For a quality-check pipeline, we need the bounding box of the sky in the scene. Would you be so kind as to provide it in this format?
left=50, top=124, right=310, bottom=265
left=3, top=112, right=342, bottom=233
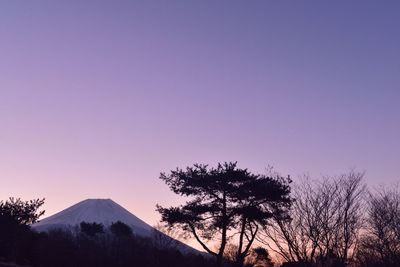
left=0, top=1, right=399, bottom=227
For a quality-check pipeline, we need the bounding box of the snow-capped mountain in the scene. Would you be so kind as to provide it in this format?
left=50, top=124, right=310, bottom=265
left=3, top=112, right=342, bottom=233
left=32, top=198, right=201, bottom=255
left=33, top=199, right=152, bottom=236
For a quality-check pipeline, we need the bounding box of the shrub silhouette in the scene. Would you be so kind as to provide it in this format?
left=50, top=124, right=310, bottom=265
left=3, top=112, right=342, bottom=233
left=80, top=222, right=104, bottom=237
left=110, top=221, right=133, bottom=237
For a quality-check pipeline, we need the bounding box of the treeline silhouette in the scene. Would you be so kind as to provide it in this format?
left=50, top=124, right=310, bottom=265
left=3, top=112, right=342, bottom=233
left=0, top=215, right=214, bottom=267
left=157, top=163, right=399, bottom=267
left=1, top=165, right=399, bottom=267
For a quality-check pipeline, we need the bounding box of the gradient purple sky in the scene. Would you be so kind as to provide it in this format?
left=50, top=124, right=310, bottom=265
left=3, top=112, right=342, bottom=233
left=1, top=1, right=399, bottom=226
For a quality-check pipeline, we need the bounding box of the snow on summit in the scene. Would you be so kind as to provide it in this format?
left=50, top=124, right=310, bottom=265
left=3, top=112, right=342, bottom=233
left=32, top=198, right=152, bottom=236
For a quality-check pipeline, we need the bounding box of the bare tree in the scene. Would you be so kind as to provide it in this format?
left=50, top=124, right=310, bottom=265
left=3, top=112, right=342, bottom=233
left=334, top=172, right=366, bottom=265
left=259, top=171, right=365, bottom=266
left=356, top=185, right=400, bottom=267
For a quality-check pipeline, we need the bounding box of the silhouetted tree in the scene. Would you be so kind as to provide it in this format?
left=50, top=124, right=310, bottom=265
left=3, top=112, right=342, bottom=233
left=226, top=245, right=275, bottom=267
left=0, top=197, right=44, bottom=264
left=356, top=186, right=400, bottom=267
left=0, top=197, right=45, bottom=225
left=80, top=222, right=104, bottom=237
left=34, top=229, right=77, bottom=267
left=33, top=226, right=216, bottom=267
left=254, top=247, right=274, bottom=267
left=110, top=221, right=133, bottom=238
left=157, top=162, right=292, bottom=267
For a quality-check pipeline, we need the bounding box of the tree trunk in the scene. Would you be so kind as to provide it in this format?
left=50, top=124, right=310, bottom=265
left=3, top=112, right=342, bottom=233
left=216, top=192, right=228, bottom=267
left=235, top=255, right=245, bottom=267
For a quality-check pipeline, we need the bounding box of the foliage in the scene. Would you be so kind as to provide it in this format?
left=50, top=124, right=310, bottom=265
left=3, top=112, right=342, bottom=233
left=32, top=226, right=216, bottom=267
left=0, top=197, right=45, bottom=225
left=110, top=221, right=133, bottom=237
left=79, top=222, right=104, bottom=237
left=0, top=197, right=45, bottom=264
left=245, top=247, right=274, bottom=267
